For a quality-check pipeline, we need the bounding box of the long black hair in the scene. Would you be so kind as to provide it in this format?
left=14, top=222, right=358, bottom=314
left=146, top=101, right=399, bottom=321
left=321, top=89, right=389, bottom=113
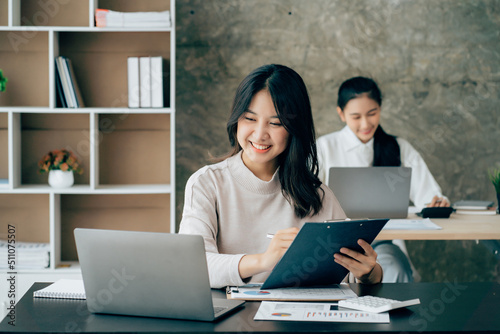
left=226, top=64, right=323, bottom=218
left=337, top=76, right=401, bottom=167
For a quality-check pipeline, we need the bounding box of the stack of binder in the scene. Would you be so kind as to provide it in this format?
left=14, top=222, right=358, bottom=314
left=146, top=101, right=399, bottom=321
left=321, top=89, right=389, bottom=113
left=0, top=240, right=50, bottom=270
left=127, top=56, right=164, bottom=108
left=95, top=9, right=171, bottom=28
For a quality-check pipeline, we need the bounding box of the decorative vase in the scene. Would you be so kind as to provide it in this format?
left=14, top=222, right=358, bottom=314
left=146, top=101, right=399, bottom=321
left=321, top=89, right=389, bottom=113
left=48, top=170, right=74, bottom=188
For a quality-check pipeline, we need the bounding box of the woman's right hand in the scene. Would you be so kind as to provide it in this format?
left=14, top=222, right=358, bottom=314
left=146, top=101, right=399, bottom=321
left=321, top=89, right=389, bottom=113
left=260, top=227, right=299, bottom=272
left=427, top=195, right=450, bottom=207
left=238, top=227, right=299, bottom=279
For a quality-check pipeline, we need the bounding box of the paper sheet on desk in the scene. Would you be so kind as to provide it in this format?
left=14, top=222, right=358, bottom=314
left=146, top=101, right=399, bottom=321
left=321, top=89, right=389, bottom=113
left=228, top=284, right=357, bottom=301
left=384, top=218, right=442, bottom=230
left=254, top=301, right=390, bottom=323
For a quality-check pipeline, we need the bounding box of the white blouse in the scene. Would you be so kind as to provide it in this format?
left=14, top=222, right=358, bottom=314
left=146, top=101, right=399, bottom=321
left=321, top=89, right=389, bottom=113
left=317, top=126, right=446, bottom=209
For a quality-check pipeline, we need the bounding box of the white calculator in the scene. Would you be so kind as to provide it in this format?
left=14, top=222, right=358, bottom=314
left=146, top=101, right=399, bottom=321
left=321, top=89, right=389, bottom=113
left=338, top=295, right=420, bottom=313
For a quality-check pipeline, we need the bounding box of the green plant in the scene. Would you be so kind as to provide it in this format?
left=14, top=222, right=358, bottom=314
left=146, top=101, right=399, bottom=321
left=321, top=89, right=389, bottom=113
left=38, top=149, right=84, bottom=174
left=0, top=69, right=7, bottom=92
left=488, top=167, right=500, bottom=193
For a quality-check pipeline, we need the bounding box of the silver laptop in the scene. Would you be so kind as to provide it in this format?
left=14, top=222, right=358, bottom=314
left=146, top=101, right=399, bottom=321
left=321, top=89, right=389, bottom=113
left=74, top=228, right=244, bottom=321
left=328, top=167, right=412, bottom=219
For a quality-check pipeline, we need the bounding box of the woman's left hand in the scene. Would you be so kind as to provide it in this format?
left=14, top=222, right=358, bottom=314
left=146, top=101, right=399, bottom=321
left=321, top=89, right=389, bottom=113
left=333, top=239, right=382, bottom=284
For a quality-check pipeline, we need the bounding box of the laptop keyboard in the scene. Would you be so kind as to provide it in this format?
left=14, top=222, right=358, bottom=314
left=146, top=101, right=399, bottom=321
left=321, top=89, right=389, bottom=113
left=214, top=306, right=228, bottom=316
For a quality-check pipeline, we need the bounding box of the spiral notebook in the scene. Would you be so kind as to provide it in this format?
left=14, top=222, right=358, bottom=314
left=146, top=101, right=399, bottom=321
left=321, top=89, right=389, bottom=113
left=33, top=279, right=86, bottom=300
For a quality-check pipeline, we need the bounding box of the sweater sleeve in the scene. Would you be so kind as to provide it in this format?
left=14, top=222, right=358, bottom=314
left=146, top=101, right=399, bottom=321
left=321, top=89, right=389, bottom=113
left=178, top=169, right=247, bottom=288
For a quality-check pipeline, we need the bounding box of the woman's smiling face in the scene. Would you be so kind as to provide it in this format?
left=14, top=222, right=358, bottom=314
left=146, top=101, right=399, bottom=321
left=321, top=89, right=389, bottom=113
left=237, top=89, right=290, bottom=180
left=338, top=93, right=381, bottom=143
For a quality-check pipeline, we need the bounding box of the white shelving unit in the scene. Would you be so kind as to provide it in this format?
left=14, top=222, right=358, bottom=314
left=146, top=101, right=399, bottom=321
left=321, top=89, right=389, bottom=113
left=0, top=0, right=176, bottom=315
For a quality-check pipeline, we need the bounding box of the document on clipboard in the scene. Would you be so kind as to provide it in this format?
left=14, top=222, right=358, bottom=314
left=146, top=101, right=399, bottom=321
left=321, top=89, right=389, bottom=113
left=226, top=283, right=357, bottom=301
left=260, top=219, right=389, bottom=289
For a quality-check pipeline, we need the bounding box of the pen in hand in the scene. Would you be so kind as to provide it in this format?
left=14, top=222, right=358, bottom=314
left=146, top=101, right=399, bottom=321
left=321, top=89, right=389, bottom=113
left=266, top=233, right=274, bottom=239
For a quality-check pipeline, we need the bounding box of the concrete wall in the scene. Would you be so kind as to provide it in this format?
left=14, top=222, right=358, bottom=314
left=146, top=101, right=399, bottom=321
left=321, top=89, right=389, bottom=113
left=175, top=0, right=500, bottom=282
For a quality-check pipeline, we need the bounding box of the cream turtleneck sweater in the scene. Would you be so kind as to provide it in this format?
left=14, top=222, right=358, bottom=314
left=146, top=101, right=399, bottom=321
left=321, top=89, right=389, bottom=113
left=179, top=151, right=346, bottom=288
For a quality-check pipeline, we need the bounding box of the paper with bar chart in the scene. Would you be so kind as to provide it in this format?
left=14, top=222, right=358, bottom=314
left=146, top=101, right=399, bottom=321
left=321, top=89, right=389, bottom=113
left=254, top=301, right=389, bottom=323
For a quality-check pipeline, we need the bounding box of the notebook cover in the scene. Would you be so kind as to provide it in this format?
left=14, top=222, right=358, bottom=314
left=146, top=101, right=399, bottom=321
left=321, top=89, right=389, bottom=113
left=33, top=279, right=86, bottom=300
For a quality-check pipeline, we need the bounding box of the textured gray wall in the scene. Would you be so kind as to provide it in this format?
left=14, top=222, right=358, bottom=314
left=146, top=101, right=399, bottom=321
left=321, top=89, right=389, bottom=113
left=176, top=0, right=500, bottom=282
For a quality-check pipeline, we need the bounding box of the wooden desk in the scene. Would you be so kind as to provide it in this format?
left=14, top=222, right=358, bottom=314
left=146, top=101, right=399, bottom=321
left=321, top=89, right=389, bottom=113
left=1, top=282, right=499, bottom=333
left=377, top=213, right=500, bottom=240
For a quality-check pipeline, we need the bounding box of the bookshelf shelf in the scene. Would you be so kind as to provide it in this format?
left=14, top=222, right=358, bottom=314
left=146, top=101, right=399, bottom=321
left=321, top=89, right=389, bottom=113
left=0, top=184, right=172, bottom=194
left=0, top=26, right=173, bottom=32
left=0, top=107, right=173, bottom=113
left=0, top=0, right=175, bottom=285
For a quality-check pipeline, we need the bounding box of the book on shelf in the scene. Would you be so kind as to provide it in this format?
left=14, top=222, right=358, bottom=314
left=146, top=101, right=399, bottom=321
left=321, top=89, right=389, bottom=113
left=66, top=58, right=85, bottom=108
left=62, top=57, right=77, bottom=107
left=55, top=65, right=67, bottom=108
left=0, top=240, right=50, bottom=270
left=127, top=57, right=140, bottom=108
left=139, top=56, right=152, bottom=108
left=55, top=56, right=74, bottom=107
left=54, top=56, right=85, bottom=108
left=150, top=56, right=164, bottom=108
left=95, top=9, right=171, bottom=28
left=33, top=279, right=86, bottom=300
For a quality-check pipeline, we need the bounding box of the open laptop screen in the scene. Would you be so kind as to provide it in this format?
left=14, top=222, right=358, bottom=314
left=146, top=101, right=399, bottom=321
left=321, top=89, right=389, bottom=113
left=328, top=167, right=412, bottom=219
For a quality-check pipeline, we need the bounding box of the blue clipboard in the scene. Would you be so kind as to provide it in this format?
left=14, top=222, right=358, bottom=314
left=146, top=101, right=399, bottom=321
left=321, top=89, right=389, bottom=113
left=261, top=219, right=389, bottom=289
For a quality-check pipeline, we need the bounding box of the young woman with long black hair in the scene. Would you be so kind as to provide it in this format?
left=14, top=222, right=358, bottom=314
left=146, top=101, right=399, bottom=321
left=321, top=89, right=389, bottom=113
left=317, top=76, right=449, bottom=282
left=180, top=66, right=383, bottom=288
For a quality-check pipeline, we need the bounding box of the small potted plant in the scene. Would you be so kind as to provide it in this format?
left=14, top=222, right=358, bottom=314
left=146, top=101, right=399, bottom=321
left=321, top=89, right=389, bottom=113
left=488, top=167, right=500, bottom=214
left=0, top=69, right=7, bottom=92
left=38, top=149, right=83, bottom=188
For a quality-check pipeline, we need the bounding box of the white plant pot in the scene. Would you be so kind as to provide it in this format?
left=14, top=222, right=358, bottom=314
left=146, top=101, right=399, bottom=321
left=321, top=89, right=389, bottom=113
left=48, top=170, right=74, bottom=188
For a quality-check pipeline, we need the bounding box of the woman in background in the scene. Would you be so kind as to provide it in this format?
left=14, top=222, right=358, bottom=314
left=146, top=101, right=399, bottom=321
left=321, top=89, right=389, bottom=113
left=180, top=65, right=383, bottom=288
left=317, top=76, right=449, bottom=282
